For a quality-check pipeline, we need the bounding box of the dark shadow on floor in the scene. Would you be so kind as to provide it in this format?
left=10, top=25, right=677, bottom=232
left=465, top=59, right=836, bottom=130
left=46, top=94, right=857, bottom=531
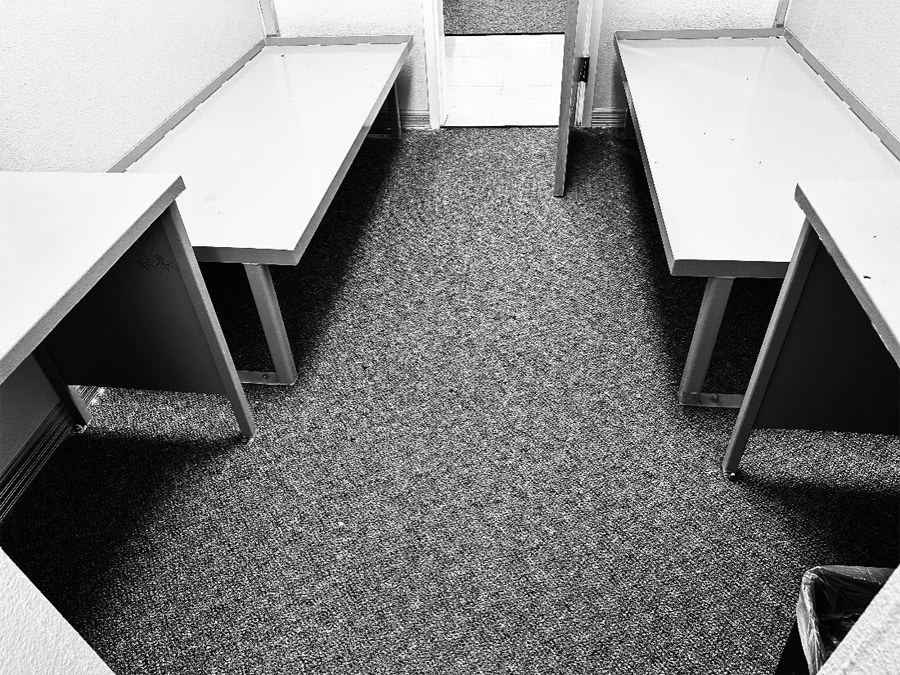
left=0, top=426, right=241, bottom=625
left=200, top=137, right=404, bottom=381
left=738, top=474, right=900, bottom=567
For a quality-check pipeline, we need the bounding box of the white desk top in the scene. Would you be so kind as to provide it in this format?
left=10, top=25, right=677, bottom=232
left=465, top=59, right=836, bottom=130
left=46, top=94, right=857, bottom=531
left=0, top=172, right=183, bottom=383
left=618, top=37, right=900, bottom=278
left=796, top=180, right=900, bottom=367
left=128, top=41, right=410, bottom=265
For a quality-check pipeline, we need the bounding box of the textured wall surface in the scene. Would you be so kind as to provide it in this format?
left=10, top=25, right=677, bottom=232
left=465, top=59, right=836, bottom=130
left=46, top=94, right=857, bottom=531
left=597, top=0, right=781, bottom=110
left=268, top=0, right=782, bottom=118
left=0, top=0, right=263, bottom=171
left=273, top=0, right=428, bottom=112
left=0, top=550, right=114, bottom=674
left=0, top=0, right=264, bottom=522
left=787, top=0, right=900, bottom=140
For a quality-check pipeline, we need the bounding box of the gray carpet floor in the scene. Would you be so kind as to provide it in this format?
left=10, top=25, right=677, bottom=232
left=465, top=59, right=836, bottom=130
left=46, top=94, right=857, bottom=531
left=2, top=128, right=899, bottom=674
left=443, top=0, right=565, bottom=35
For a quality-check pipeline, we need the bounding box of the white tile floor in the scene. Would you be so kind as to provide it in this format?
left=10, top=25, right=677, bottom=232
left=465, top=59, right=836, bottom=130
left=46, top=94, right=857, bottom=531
left=443, top=34, right=564, bottom=127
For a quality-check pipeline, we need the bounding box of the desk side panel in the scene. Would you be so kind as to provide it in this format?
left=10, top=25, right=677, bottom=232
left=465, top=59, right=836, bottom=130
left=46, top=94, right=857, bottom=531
left=43, top=217, right=229, bottom=396
left=796, top=182, right=900, bottom=367
left=0, top=357, right=58, bottom=468
left=0, top=173, right=184, bottom=384
left=755, top=243, right=900, bottom=433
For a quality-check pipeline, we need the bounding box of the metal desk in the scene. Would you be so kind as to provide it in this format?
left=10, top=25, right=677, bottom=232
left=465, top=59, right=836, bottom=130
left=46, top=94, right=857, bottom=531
left=722, top=180, right=900, bottom=478
left=0, top=173, right=255, bottom=442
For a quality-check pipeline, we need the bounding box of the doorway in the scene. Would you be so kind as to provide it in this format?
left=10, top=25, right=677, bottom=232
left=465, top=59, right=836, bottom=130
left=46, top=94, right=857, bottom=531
left=443, top=34, right=564, bottom=126
left=440, top=0, right=566, bottom=127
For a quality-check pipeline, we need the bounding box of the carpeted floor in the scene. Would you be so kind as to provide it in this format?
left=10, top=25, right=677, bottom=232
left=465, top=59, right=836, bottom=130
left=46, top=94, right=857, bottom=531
left=443, top=0, right=565, bottom=35
left=2, top=128, right=899, bottom=674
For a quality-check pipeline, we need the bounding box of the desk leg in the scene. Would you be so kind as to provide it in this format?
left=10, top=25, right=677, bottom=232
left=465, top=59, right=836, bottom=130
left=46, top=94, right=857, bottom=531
left=162, top=207, right=256, bottom=441
left=678, top=276, right=743, bottom=408
left=33, top=347, right=92, bottom=430
left=240, top=264, right=299, bottom=386
left=369, top=84, right=403, bottom=140
left=721, top=221, right=899, bottom=478
left=721, top=226, right=817, bottom=478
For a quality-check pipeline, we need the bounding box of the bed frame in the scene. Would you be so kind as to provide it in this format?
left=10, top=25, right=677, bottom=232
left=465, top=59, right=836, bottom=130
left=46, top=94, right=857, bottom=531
left=614, top=27, right=900, bottom=408
left=122, top=36, right=412, bottom=385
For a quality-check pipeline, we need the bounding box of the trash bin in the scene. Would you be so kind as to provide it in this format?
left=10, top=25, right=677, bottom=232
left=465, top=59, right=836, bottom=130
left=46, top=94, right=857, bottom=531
left=796, top=565, right=894, bottom=674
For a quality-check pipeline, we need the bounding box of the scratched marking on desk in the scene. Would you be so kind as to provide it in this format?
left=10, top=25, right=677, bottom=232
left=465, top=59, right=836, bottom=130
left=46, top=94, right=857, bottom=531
left=136, top=252, right=154, bottom=272
left=109, top=248, right=175, bottom=290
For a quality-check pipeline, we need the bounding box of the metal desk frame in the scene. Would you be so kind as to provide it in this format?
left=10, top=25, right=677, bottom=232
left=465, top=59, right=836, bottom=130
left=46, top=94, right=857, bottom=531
left=0, top=173, right=256, bottom=443
left=722, top=182, right=900, bottom=479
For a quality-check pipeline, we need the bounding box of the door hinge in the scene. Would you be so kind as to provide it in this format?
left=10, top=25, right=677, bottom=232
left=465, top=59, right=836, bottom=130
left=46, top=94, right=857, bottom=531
left=577, top=57, right=590, bottom=82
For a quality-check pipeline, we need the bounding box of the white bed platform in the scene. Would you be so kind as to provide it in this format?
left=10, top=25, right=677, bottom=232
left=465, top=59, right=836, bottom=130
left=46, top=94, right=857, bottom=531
left=127, top=37, right=412, bottom=385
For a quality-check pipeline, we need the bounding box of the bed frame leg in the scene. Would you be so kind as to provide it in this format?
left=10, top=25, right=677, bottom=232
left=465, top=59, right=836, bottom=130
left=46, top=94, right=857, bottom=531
left=239, top=263, right=298, bottom=386
left=388, top=84, right=402, bottom=139
left=368, top=85, right=402, bottom=140
left=678, top=276, right=743, bottom=408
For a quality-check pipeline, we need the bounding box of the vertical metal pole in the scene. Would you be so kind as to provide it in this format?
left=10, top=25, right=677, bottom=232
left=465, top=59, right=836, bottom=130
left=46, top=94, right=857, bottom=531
left=773, top=0, right=791, bottom=28
left=243, top=263, right=299, bottom=386
left=257, top=0, right=280, bottom=37
left=678, top=277, right=734, bottom=405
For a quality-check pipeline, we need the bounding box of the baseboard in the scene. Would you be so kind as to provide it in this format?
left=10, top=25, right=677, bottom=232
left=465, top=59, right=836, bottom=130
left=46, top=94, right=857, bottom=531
left=0, top=386, right=99, bottom=522
left=591, top=108, right=627, bottom=128
left=401, top=108, right=621, bottom=130
left=371, top=109, right=432, bottom=135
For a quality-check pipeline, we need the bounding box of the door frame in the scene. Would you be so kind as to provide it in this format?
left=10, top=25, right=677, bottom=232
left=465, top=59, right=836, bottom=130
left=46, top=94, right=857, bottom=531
left=422, top=0, right=447, bottom=128
left=580, top=0, right=604, bottom=127
left=422, top=0, right=598, bottom=131
left=554, top=0, right=604, bottom=196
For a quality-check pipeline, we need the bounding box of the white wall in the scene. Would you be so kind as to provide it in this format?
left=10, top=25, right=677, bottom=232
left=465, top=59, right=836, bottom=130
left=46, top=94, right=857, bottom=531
left=596, top=0, right=780, bottom=110
left=0, top=549, right=114, bottom=674
left=0, top=0, right=264, bottom=171
left=273, top=0, right=429, bottom=113
left=0, top=0, right=265, bottom=487
left=786, top=0, right=900, bottom=140
left=271, top=0, right=780, bottom=118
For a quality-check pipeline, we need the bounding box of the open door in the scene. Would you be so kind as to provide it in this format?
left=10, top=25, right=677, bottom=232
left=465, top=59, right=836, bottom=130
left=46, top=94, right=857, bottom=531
left=554, top=0, right=603, bottom=196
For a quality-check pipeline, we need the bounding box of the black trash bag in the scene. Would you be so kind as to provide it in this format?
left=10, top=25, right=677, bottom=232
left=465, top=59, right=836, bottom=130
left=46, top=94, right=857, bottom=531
left=797, top=565, right=895, bottom=674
